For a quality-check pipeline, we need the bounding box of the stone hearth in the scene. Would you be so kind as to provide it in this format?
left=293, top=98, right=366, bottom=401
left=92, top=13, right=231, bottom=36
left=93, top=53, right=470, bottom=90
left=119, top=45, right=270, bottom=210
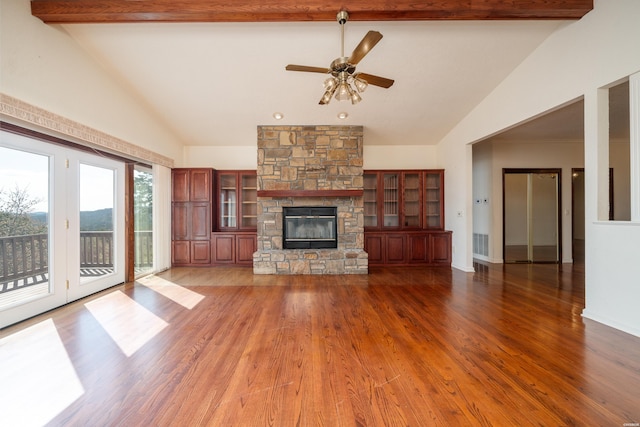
left=253, top=125, right=368, bottom=275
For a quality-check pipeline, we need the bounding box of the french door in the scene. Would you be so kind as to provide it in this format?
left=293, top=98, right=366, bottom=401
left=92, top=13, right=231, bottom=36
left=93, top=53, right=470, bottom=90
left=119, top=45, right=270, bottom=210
left=0, top=131, right=125, bottom=328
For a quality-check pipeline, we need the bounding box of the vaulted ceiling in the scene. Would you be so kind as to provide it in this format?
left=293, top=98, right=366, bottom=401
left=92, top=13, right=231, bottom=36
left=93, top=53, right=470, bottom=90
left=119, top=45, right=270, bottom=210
left=31, top=1, right=594, bottom=147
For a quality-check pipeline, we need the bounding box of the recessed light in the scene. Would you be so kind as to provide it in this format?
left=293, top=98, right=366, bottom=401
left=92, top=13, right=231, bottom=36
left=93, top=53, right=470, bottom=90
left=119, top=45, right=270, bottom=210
left=273, top=112, right=284, bottom=120
left=337, top=112, right=348, bottom=119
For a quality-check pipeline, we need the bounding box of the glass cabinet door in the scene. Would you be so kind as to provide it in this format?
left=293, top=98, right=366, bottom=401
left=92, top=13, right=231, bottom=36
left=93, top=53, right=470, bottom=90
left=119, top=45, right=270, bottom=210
left=402, top=172, right=421, bottom=228
left=383, top=173, right=400, bottom=227
left=424, top=172, right=443, bottom=229
left=241, top=173, right=257, bottom=229
left=219, top=174, right=237, bottom=228
left=363, top=173, right=378, bottom=228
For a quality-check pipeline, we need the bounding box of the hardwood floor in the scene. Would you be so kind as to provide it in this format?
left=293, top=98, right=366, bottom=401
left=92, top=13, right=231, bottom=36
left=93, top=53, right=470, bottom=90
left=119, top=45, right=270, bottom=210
left=1, top=262, right=639, bottom=426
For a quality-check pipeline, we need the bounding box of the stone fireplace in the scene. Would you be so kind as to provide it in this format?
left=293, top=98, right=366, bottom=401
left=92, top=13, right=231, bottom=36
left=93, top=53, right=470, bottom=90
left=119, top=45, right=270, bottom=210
left=253, top=125, right=368, bottom=275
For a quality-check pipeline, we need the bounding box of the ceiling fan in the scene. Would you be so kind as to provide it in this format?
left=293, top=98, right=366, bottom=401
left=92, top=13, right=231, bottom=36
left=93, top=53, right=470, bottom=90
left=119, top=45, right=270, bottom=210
left=285, top=11, right=394, bottom=105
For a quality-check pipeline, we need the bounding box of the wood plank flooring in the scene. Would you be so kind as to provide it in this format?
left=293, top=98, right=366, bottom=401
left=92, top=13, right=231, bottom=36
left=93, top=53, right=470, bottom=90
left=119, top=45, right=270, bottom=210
left=1, top=262, right=639, bottom=426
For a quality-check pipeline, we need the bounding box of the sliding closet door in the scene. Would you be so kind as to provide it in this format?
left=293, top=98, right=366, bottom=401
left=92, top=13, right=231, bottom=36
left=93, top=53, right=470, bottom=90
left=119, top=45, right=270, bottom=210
left=530, top=172, right=560, bottom=262
left=504, top=173, right=529, bottom=262
left=503, top=169, right=561, bottom=263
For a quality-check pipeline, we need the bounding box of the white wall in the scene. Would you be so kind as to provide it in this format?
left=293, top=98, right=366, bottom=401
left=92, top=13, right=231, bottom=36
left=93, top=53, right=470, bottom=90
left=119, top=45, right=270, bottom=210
left=183, top=146, right=258, bottom=169
left=472, top=142, right=493, bottom=242
left=440, top=0, right=640, bottom=336
left=363, top=145, right=440, bottom=170
left=0, top=0, right=184, bottom=162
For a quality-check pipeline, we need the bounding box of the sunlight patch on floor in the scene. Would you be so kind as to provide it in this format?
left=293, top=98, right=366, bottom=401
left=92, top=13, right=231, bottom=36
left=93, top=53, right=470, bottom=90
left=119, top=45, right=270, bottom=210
left=0, top=318, right=84, bottom=427
left=138, top=275, right=205, bottom=309
left=84, top=290, right=168, bottom=357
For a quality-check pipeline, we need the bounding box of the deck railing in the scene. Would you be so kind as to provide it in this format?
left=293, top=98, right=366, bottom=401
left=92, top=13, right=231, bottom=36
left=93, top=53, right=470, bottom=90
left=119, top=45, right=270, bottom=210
left=134, top=230, right=153, bottom=270
left=79, top=231, right=114, bottom=268
left=0, top=231, right=153, bottom=293
left=0, top=233, right=48, bottom=286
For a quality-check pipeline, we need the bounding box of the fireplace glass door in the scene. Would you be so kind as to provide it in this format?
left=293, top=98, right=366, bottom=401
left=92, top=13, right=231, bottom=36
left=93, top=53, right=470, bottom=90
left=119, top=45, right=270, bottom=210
left=283, top=207, right=337, bottom=249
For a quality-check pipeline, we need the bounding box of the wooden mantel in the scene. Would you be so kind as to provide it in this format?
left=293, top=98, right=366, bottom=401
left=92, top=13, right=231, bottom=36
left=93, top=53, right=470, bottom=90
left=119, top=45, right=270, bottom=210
left=31, top=0, right=593, bottom=24
left=257, top=189, right=363, bottom=198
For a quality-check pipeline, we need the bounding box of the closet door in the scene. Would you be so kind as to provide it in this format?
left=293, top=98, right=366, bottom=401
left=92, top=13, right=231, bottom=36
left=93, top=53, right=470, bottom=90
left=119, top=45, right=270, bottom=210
left=503, top=169, right=561, bottom=263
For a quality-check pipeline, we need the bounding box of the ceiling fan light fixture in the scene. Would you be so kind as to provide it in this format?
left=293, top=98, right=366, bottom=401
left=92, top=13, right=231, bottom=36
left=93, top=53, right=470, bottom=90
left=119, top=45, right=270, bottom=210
left=323, top=77, right=337, bottom=91
left=320, top=86, right=337, bottom=105
left=335, top=81, right=351, bottom=101
left=349, top=89, right=362, bottom=105
left=353, top=77, right=368, bottom=93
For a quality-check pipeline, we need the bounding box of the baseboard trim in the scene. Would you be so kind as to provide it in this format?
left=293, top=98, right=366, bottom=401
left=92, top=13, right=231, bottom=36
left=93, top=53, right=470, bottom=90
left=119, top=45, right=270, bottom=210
left=582, top=309, right=640, bottom=338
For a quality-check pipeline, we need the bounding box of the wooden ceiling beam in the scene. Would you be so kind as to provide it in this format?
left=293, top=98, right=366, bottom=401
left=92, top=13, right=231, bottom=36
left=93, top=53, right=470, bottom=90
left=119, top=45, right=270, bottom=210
left=31, top=0, right=593, bottom=24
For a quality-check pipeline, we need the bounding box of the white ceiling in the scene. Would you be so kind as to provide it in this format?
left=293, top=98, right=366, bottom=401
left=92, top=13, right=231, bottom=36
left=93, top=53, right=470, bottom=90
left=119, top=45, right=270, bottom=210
left=61, top=20, right=569, bottom=147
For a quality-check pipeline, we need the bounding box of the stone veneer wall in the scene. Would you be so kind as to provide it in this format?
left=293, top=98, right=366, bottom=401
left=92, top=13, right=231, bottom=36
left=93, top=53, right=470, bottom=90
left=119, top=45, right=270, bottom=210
left=253, top=125, right=368, bottom=275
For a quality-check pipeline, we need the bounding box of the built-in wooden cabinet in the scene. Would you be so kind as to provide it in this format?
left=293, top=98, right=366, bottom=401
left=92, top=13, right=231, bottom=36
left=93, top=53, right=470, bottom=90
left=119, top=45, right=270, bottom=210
left=364, top=170, right=444, bottom=230
left=216, top=171, right=258, bottom=231
left=211, top=232, right=257, bottom=265
left=172, top=169, right=258, bottom=267
left=364, top=169, right=451, bottom=266
left=172, top=167, right=449, bottom=268
left=211, top=170, right=258, bottom=265
left=171, top=168, right=213, bottom=266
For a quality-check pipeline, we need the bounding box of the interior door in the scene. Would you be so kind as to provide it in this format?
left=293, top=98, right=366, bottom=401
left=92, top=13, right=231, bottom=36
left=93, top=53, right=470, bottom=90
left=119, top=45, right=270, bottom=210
left=503, top=169, right=561, bottom=263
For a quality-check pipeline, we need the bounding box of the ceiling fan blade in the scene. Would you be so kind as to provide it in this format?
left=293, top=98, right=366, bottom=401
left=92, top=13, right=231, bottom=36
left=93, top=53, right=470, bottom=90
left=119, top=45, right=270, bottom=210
left=356, top=73, right=395, bottom=89
left=348, top=31, right=383, bottom=65
left=286, top=64, right=330, bottom=74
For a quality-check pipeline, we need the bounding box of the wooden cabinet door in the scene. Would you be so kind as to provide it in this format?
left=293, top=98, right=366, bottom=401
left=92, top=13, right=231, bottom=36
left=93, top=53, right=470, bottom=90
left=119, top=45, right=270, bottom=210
left=172, top=203, right=189, bottom=240
left=218, top=173, right=238, bottom=229
left=191, top=202, right=211, bottom=240
left=364, top=234, right=385, bottom=264
left=430, top=233, right=452, bottom=264
left=386, top=234, right=406, bottom=263
left=190, top=169, right=212, bottom=202
left=191, top=241, right=211, bottom=264
left=363, top=173, right=379, bottom=229
left=239, top=173, right=258, bottom=230
left=172, top=170, right=190, bottom=202
left=172, top=241, right=190, bottom=264
left=402, top=172, right=422, bottom=229
left=382, top=172, right=401, bottom=228
left=424, top=170, right=444, bottom=229
left=407, top=234, right=429, bottom=263
left=212, top=234, right=235, bottom=263
left=236, top=234, right=257, bottom=264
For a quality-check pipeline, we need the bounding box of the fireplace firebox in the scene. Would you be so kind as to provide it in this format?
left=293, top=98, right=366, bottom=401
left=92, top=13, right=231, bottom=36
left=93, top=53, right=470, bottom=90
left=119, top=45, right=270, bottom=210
left=282, top=207, right=337, bottom=249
